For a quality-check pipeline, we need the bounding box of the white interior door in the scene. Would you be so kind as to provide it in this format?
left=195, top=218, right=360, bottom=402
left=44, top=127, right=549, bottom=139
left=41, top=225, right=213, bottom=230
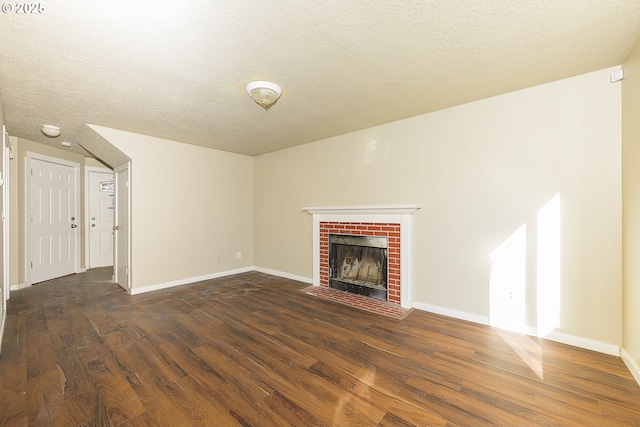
left=88, top=170, right=114, bottom=268
left=28, top=155, right=79, bottom=284
left=114, top=163, right=130, bottom=290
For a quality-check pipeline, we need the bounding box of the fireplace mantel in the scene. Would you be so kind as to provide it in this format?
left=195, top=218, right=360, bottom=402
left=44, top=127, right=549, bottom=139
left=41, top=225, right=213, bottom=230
left=303, top=205, right=420, bottom=309
left=303, top=205, right=421, bottom=216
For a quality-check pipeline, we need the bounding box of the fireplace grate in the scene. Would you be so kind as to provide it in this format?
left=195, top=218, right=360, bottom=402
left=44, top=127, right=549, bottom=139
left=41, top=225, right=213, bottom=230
left=329, top=234, right=388, bottom=302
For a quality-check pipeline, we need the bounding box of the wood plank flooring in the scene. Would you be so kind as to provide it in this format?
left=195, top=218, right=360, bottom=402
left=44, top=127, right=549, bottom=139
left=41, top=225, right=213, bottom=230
left=1, top=268, right=639, bottom=426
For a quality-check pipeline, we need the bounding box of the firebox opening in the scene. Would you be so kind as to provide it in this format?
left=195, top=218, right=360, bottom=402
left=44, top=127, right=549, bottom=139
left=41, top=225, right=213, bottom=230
left=329, top=234, right=388, bottom=302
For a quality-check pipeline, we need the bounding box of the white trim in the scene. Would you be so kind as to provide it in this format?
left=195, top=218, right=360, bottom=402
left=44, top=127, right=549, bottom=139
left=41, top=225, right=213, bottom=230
left=400, top=213, right=414, bottom=307
left=85, top=166, right=112, bottom=173
left=25, top=152, right=81, bottom=285
left=542, top=331, right=620, bottom=356
left=129, top=266, right=254, bottom=295
left=129, top=266, right=313, bottom=296
left=303, top=204, right=420, bottom=309
left=302, top=205, right=421, bottom=216
left=412, top=300, right=490, bottom=325
left=412, top=300, right=622, bottom=357
left=621, top=348, right=640, bottom=386
left=2, top=126, right=10, bottom=311
left=254, top=266, right=312, bottom=284
left=84, top=166, right=113, bottom=270
left=9, top=282, right=28, bottom=291
left=114, top=163, right=131, bottom=290
left=26, top=152, right=79, bottom=169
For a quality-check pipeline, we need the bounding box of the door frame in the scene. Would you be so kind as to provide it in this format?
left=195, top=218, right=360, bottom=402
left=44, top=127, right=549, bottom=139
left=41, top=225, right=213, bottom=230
left=25, top=152, right=81, bottom=286
left=84, top=166, right=113, bottom=269
left=2, top=127, right=10, bottom=310
left=113, top=162, right=131, bottom=290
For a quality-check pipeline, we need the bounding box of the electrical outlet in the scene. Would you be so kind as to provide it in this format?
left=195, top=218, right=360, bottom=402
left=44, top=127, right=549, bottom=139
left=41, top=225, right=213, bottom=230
left=236, top=251, right=241, bottom=259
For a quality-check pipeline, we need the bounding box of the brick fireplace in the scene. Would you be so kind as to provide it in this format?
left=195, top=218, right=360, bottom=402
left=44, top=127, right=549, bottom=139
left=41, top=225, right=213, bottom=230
left=303, top=205, right=420, bottom=309
left=321, top=221, right=400, bottom=303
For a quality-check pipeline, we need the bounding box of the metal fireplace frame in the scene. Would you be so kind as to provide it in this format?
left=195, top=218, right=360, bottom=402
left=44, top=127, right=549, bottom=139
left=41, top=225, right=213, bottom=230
left=329, top=234, right=389, bottom=301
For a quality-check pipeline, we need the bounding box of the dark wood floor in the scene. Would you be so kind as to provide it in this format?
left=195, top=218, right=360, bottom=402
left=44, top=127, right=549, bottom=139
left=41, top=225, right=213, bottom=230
left=1, top=269, right=639, bottom=426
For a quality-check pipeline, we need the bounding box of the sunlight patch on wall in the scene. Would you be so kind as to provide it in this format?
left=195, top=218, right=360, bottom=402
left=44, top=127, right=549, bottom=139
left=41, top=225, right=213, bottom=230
left=537, top=193, right=561, bottom=337
left=488, top=193, right=561, bottom=380
left=490, top=224, right=527, bottom=333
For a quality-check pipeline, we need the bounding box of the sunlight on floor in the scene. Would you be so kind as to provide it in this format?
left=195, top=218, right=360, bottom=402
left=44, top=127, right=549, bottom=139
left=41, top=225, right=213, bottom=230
left=497, top=329, right=545, bottom=380
left=333, top=366, right=376, bottom=426
left=489, top=193, right=561, bottom=380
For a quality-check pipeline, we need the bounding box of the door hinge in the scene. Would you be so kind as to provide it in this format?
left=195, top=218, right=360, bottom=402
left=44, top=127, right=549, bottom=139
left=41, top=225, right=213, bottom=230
left=30, top=261, right=33, bottom=268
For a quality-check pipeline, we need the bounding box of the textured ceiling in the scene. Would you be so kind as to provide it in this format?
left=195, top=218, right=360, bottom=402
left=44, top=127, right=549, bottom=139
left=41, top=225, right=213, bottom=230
left=1, top=1, right=639, bottom=157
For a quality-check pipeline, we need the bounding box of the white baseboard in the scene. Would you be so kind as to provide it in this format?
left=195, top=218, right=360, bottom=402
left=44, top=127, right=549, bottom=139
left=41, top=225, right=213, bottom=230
left=412, top=300, right=489, bottom=325
left=129, top=266, right=312, bottom=295
left=129, top=267, right=255, bottom=295
left=9, top=282, right=28, bottom=291
left=411, top=300, right=621, bottom=357
left=621, top=348, right=640, bottom=386
left=253, top=266, right=312, bottom=285
left=542, top=331, right=620, bottom=356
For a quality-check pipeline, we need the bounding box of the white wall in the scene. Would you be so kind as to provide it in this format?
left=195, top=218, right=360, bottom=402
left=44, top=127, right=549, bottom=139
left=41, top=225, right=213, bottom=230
left=255, top=67, right=622, bottom=350
left=0, top=96, right=4, bottom=319
left=90, top=126, right=254, bottom=290
left=622, top=39, right=640, bottom=382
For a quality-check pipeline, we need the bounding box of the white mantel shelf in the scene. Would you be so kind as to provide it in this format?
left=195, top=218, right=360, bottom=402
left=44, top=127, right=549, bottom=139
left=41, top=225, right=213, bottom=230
left=302, top=205, right=421, bottom=216
left=303, top=204, right=420, bottom=309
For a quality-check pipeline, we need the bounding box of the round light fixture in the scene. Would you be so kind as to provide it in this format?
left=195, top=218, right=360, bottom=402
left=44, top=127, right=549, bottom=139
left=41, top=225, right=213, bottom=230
left=41, top=125, right=61, bottom=137
left=245, top=80, right=282, bottom=109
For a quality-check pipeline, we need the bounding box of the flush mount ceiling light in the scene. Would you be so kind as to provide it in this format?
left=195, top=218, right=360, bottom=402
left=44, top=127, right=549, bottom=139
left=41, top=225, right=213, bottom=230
left=245, top=80, right=282, bottom=109
left=41, top=124, right=61, bottom=137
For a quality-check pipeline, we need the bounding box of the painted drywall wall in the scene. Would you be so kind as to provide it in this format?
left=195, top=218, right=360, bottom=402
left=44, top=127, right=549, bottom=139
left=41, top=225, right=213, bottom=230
left=85, top=156, right=111, bottom=169
left=0, top=95, right=4, bottom=313
left=255, top=67, right=622, bottom=348
left=622, top=39, right=640, bottom=380
left=12, top=138, right=87, bottom=284
left=89, top=125, right=254, bottom=289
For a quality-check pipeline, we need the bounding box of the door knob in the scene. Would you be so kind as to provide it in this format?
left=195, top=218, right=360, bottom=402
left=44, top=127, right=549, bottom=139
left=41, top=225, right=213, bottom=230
left=71, top=224, right=77, bottom=229
left=91, top=224, right=96, bottom=228
left=113, top=226, right=119, bottom=231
